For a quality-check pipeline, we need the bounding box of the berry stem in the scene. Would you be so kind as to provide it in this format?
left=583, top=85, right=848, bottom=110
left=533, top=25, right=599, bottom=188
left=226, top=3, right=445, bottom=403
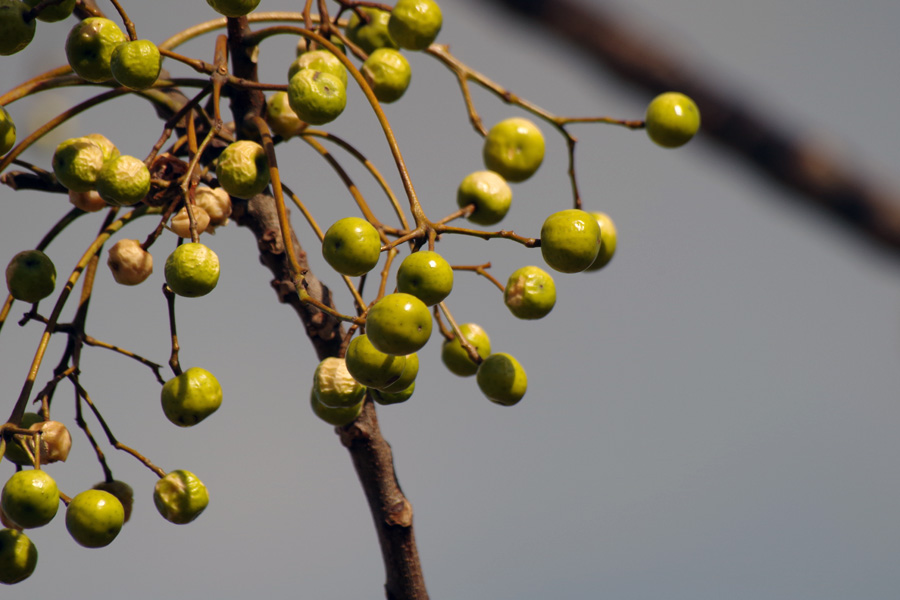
left=6, top=206, right=159, bottom=427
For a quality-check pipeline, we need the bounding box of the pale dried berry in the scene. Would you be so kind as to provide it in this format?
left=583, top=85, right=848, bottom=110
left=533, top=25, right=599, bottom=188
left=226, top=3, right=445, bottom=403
left=169, top=206, right=211, bottom=238
left=107, top=239, right=153, bottom=286
left=28, top=421, right=72, bottom=464
left=193, top=186, right=232, bottom=229
left=313, top=357, right=366, bottom=408
left=68, top=190, right=107, bottom=212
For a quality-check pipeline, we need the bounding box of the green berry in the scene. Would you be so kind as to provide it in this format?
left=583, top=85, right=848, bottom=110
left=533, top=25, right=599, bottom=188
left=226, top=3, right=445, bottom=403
left=441, top=323, right=491, bottom=377
left=110, top=40, right=161, bottom=90
left=457, top=170, right=512, bottom=226
left=345, top=7, right=398, bottom=54
left=83, top=132, right=120, bottom=162
left=313, top=357, right=366, bottom=408
left=388, top=0, right=442, bottom=51
left=215, top=140, right=270, bottom=199
left=0, top=529, right=38, bottom=584
left=164, top=242, right=220, bottom=298
left=65, top=490, right=124, bottom=548
left=345, top=334, right=408, bottom=390
left=65, top=17, right=127, bottom=83
left=52, top=136, right=106, bottom=192
left=287, top=69, right=347, bottom=126
left=0, top=0, right=36, bottom=56
left=266, top=91, right=304, bottom=139
left=96, top=155, right=151, bottom=206
left=482, top=117, right=545, bottom=183
left=153, top=470, right=209, bottom=525
left=161, top=367, right=223, bottom=427
left=322, top=216, right=381, bottom=277
left=504, top=265, right=555, bottom=320
left=644, top=92, right=700, bottom=148
left=366, top=292, right=433, bottom=356
left=288, top=49, right=348, bottom=88
left=2, top=412, right=43, bottom=465
left=1, top=470, right=59, bottom=529
left=584, top=212, right=617, bottom=271
left=476, top=353, right=527, bottom=406
left=540, top=209, right=601, bottom=273
left=206, top=0, right=260, bottom=18
left=381, top=352, right=418, bottom=393
left=24, top=0, right=75, bottom=22
left=371, top=381, right=415, bottom=405
left=362, top=48, right=412, bottom=103
left=6, top=250, right=56, bottom=304
left=92, top=480, right=134, bottom=522
left=309, top=388, right=363, bottom=426
left=396, top=250, right=453, bottom=306
left=0, top=106, right=16, bottom=155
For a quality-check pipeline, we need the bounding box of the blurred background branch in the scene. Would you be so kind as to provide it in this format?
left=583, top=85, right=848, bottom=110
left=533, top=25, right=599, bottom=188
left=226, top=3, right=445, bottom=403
left=483, top=0, right=900, bottom=259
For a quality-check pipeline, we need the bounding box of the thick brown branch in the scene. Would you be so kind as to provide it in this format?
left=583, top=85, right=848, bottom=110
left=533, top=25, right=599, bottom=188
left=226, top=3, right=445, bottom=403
left=486, top=0, right=900, bottom=258
left=339, top=399, right=428, bottom=600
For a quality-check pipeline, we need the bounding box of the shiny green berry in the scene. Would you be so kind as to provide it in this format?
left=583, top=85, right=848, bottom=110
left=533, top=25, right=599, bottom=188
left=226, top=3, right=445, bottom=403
left=24, top=0, right=75, bottom=22
left=504, top=265, right=555, bottom=320
left=96, top=155, right=151, bottom=206
left=206, top=0, right=260, bottom=18
left=322, top=217, right=381, bottom=277
left=0, top=0, right=36, bottom=56
left=1, top=470, right=59, bottom=529
left=371, top=382, right=415, bottom=405
left=110, top=39, right=161, bottom=90
left=362, top=48, right=412, bottom=103
left=396, top=250, right=453, bottom=306
left=366, top=292, right=433, bottom=356
left=215, top=140, right=270, bottom=199
left=6, top=250, right=56, bottom=304
left=645, top=92, right=700, bottom=148
left=482, top=118, right=545, bottom=183
left=381, top=352, right=418, bottom=393
left=266, top=91, right=304, bottom=139
left=457, top=170, right=512, bottom=226
left=164, top=242, right=220, bottom=298
left=388, top=0, right=442, bottom=51
left=65, top=18, right=127, bottom=83
left=476, top=353, right=527, bottom=406
left=52, top=136, right=106, bottom=193
left=540, top=209, right=601, bottom=273
left=161, top=367, right=223, bottom=427
left=65, top=490, right=124, bottom=548
left=344, top=334, right=407, bottom=390
left=309, top=388, right=363, bottom=426
left=441, top=323, right=491, bottom=377
left=584, top=212, right=617, bottom=271
left=0, top=106, right=16, bottom=155
left=345, top=7, right=398, bottom=54
left=0, top=528, right=38, bottom=584
left=287, top=69, right=347, bottom=126
left=288, top=49, right=348, bottom=88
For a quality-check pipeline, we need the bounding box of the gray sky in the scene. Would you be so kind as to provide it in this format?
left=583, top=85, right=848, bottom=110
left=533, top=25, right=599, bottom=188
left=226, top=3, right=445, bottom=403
left=2, top=0, right=900, bottom=598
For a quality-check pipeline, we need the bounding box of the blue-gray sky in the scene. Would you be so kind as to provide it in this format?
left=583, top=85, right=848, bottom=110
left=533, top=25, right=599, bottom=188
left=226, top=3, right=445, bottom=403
left=2, top=1, right=900, bottom=598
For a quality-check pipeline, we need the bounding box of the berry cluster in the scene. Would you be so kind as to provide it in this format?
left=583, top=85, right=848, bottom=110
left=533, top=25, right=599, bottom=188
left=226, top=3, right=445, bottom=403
left=0, top=0, right=700, bottom=587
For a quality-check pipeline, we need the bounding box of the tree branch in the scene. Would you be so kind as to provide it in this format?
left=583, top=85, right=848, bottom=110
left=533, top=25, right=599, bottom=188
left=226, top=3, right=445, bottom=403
left=223, top=16, right=428, bottom=598
left=484, top=0, right=900, bottom=258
